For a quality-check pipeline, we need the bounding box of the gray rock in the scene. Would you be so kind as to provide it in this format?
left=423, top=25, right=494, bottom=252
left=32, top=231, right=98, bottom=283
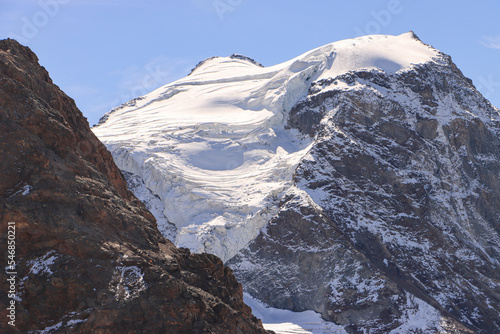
left=229, top=54, right=500, bottom=333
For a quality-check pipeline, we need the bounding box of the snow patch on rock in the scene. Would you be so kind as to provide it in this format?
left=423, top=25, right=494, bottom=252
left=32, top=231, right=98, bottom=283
left=110, top=265, right=147, bottom=301
left=27, top=251, right=58, bottom=276
left=244, top=293, right=347, bottom=334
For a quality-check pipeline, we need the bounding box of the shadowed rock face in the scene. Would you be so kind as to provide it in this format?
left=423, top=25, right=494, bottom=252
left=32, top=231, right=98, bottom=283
left=230, top=55, right=500, bottom=333
left=0, top=39, right=270, bottom=334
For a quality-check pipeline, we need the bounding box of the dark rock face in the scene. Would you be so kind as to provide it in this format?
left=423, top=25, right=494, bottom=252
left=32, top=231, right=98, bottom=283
left=230, top=55, right=500, bottom=333
left=0, top=39, right=269, bottom=334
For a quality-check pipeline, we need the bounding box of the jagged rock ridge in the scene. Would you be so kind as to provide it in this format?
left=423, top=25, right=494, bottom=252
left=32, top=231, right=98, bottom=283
left=230, top=40, right=500, bottom=333
left=0, top=39, right=270, bottom=334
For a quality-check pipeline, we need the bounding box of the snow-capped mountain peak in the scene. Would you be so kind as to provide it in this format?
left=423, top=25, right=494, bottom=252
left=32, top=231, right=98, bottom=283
left=94, top=31, right=500, bottom=333
left=93, top=33, right=439, bottom=262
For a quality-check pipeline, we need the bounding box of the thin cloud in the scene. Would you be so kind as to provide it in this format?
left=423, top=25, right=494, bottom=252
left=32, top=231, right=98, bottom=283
left=84, top=57, right=194, bottom=126
left=481, top=36, right=500, bottom=50
left=110, top=57, right=192, bottom=96
left=68, top=0, right=140, bottom=7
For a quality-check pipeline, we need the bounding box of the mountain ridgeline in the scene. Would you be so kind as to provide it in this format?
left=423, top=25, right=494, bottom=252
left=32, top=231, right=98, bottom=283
left=94, top=32, right=500, bottom=333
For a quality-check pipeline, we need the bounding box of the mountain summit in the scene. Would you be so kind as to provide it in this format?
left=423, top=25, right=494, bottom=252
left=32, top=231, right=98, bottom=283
left=0, top=39, right=269, bottom=333
left=94, top=32, right=500, bottom=333
left=94, top=32, right=441, bottom=262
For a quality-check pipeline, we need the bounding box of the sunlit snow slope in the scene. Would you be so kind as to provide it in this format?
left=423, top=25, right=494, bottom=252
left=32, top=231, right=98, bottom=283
left=243, top=293, right=347, bottom=334
left=93, top=32, right=438, bottom=262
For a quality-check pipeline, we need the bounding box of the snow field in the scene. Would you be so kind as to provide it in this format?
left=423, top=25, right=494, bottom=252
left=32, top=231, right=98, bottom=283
left=94, top=32, right=439, bottom=262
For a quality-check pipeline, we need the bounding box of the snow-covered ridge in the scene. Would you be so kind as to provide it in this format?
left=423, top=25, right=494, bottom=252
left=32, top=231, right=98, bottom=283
left=188, top=53, right=263, bottom=77
left=93, top=32, right=440, bottom=262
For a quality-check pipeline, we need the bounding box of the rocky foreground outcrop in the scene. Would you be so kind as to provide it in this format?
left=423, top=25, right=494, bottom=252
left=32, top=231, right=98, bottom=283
left=0, top=39, right=270, bottom=333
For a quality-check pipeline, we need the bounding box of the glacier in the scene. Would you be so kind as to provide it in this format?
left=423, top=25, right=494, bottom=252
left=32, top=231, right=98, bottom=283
left=94, top=31, right=500, bottom=332
left=93, top=32, right=439, bottom=262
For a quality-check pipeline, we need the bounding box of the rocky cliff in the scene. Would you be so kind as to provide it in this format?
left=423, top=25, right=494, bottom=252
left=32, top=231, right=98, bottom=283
left=0, top=39, right=270, bottom=334
left=229, top=39, right=500, bottom=333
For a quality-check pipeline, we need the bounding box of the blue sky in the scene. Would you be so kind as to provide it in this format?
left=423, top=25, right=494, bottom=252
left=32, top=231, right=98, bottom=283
left=2, top=0, right=500, bottom=126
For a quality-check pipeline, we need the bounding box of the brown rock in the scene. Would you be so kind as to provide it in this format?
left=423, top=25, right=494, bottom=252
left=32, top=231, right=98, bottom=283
left=0, top=39, right=271, bottom=334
